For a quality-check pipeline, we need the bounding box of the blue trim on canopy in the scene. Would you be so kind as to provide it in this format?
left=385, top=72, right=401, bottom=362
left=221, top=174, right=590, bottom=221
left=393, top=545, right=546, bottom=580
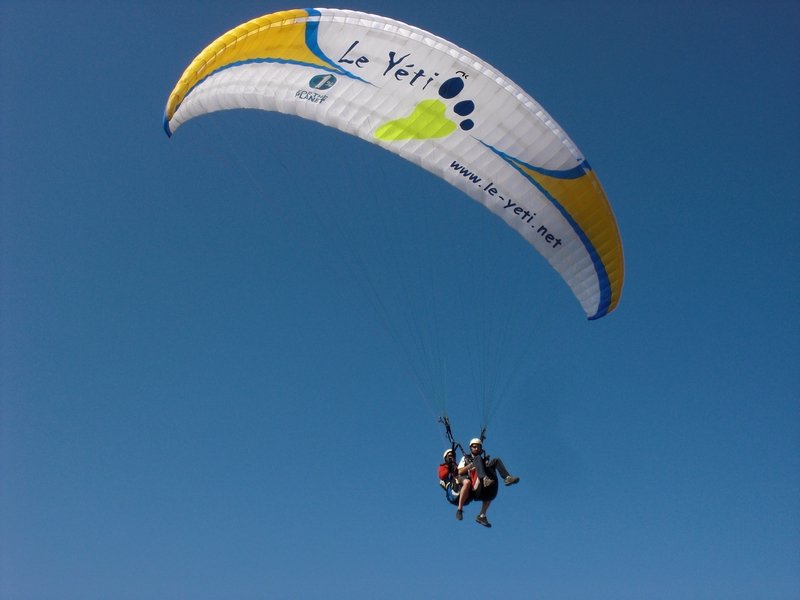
left=518, top=160, right=590, bottom=181
left=303, top=8, right=370, bottom=83
left=163, top=111, right=172, bottom=137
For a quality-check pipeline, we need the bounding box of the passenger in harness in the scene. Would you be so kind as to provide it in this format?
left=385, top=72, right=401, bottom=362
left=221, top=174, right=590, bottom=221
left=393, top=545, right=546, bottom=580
left=438, top=448, right=472, bottom=520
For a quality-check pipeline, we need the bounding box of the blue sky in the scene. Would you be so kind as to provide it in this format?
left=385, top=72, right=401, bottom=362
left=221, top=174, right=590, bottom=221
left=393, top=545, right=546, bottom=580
left=2, top=1, right=798, bottom=598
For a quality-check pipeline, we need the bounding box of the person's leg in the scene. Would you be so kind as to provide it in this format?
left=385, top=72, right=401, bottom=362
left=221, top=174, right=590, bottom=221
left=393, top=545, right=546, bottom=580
left=488, top=457, right=508, bottom=478
left=469, top=456, right=485, bottom=478
left=475, top=500, right=492, bottom=527
left=489, top=457, right=519, bottom=485
left=458, top=482, right=470, bottom=510
left=472, top=455, right=496, bottom=487
left=482, top=460, right=497, bottom=486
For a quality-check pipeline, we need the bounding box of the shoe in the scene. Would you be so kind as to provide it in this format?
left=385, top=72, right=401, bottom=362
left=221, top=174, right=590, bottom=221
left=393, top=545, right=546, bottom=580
left=475, top=514, right=492, bottom=528
left=504, top=475, right=520, bottom=486
left=456, top=509, right=463, bottom=521
left=483, top=476, right=496, bottom=487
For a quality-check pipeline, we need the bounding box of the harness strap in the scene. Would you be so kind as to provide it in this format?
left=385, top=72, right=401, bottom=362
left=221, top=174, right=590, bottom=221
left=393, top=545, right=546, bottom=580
left=439, top=416, right=467, bottom=456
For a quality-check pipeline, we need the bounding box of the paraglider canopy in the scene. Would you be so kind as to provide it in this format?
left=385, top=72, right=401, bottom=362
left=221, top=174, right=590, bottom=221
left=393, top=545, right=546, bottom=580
left=164, top=7, right=623, bottom=320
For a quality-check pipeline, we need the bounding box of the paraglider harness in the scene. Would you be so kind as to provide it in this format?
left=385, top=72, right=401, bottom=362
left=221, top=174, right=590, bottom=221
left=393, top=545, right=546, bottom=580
left=438, top=416, right=486, bottom=506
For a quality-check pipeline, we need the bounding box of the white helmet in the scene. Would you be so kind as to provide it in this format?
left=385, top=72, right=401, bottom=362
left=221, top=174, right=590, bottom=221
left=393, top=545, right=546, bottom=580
left=443, top=449, right=455, bottom=460
left=469, top=438, right=483, bottom=447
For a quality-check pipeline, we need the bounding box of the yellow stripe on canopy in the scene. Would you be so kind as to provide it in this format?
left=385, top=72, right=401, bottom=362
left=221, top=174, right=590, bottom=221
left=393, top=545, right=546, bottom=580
left=516, top=162, right=624, bottom=314
left=165, top=9, right=332, bottom=123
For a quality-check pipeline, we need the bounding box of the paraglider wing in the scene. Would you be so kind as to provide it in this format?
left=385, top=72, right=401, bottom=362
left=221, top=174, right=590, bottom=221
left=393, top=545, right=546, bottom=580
left=164, top=8, right=623, bottom=318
